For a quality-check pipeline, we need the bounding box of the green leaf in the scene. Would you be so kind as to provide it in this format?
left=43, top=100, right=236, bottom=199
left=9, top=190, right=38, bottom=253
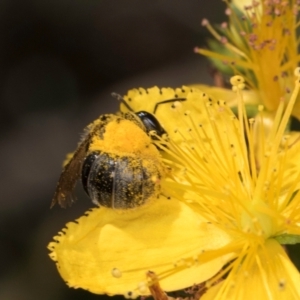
left=274, top=234, right=300, bottom=245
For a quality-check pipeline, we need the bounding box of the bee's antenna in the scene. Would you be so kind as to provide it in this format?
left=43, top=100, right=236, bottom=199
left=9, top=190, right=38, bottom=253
left=111, top=92, right=134, bottom=112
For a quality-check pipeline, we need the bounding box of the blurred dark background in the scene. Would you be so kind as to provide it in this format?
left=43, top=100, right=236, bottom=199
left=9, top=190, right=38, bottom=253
left=0, top=1, right=237, bottom=299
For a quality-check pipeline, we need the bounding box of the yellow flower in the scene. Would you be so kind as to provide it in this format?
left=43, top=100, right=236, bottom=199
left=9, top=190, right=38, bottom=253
left=49, top=70, right=300, bottom=298
left=195, top=0, right=300, bottom=118
left=125, top=74, right=300, bottom=298
left=48, top=87, right=233, bottom=296
left=125, top=74, right=300, bottom=299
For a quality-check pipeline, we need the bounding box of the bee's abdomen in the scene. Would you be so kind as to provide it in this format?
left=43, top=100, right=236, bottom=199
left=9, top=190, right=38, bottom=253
left=82, top=151, right=161, bottom=209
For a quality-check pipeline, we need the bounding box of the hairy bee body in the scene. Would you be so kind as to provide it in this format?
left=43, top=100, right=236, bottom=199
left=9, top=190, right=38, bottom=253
left=82, top=151, right=161, bottom=209
left=52, top=90, right=187, bottom=210
left=52, top=113, right=164, bottom=209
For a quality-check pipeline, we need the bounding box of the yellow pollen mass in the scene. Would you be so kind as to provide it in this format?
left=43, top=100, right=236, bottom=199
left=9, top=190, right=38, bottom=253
left=89, top=118, right=158, bottom=158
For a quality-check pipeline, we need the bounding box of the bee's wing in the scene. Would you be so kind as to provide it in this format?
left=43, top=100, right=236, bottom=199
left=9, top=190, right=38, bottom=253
left=51, top=136, right=91, bottom=208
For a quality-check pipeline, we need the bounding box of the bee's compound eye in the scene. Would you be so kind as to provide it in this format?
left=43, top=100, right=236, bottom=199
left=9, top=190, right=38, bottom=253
left=82, top=152, right=161, bottom=209
left=136, top=111, right=166, bottom=137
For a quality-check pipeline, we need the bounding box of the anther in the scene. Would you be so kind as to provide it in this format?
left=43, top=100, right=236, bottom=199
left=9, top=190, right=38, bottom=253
left=201, top=19, right=209, bottom=26
left=220, top=37, right=228, bottom=44
left=221, top=22, right=227, bottom=29
left=294, top=67, right=300, bottom=77
left=137, top=282, right=148, bottom=294
left=278, top=279, right=286, bottom=290
left=173, top=101, right=182, bottom=110
left=111, top=267, right=122, bottom=278
left=225, top=8, right=231, bottom=15
left=230, top=75, right=245, bottom=91
left=124, top=291, right=138, bottom=299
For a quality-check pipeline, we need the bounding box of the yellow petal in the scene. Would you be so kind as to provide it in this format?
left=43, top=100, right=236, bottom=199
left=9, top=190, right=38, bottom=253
left=123, top=86, right=241, bottom=144
left=123, top=86, right=207, bottom=143
left=190, top=84, right=259, bottom=108
left=48, top=198, right=230, bottom=296
left=202, top=239, right=300, bottom=300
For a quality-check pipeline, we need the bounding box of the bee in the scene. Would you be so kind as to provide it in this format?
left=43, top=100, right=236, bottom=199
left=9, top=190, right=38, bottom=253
left=51, top=93, right=186, bottom=209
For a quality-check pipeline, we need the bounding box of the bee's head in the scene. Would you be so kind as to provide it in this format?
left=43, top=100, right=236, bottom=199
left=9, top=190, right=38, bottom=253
left=111, top=92, right=167, bottom=138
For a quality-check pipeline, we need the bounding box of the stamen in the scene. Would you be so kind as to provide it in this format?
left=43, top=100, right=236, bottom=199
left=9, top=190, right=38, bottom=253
left=248, top=118, right=258, bottom=183
left=137, top=282, right=148, bottom=294
left=200, top=19, right=250, bottom=59
left=271, top=69, right=300, bottom=154
left=230, top=76, right=253, bottom=191
left=146, top=271, right=169, bottom=300
left=124, top=290, right=138, bottom=299
left=111, top=267, right=122, bottom=278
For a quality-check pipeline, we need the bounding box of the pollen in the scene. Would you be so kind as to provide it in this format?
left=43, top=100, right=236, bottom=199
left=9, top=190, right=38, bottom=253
left=137, top=282, right=148, bottom=293
left=172, top=101, right=183, bottom=110
left=111, top=268, right=122, bottom=278
left=230, top=75, right=245, bottom=88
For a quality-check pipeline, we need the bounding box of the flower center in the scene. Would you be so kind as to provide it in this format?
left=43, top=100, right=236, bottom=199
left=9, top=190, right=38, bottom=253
left=241, top=200, right=275, bottom=239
